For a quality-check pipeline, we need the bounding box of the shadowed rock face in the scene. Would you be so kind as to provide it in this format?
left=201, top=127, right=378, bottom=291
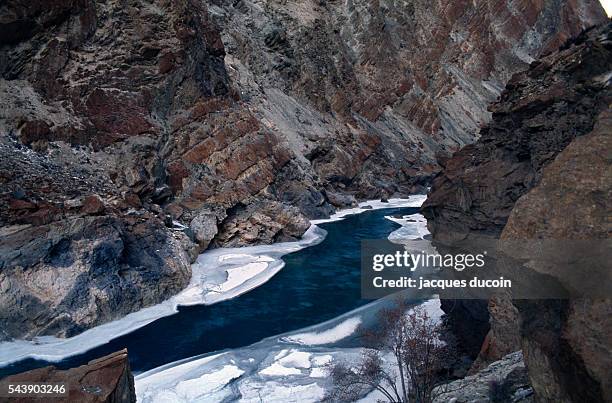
left=501, top=109, right=612, bottom=403
left=422, top=22, right=612, bottom=244
left=0, top=216, right=192, bottom=340
left=0, top=0, right=606, bottom=340
left=0, top=349, right=136, bottom=402
left=424, top=22, right=611, bottom=403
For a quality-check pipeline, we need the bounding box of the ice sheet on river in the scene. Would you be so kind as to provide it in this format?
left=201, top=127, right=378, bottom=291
left=386, top=212, right=430, bottom=242
left=0, top=195, right=425, bottom=367
left=312, top=196, right=426, bottom=225
left=284, top=317, right=363, bottom=345
left=135, top=299, right=444, bottom=403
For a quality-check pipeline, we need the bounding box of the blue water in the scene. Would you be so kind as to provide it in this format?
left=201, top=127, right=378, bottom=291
left=0, top=206, right=417, bottom=377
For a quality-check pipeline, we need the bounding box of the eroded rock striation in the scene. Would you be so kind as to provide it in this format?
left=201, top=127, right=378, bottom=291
left=0, top=0, right=606, bottom=340
left=424, top=22, right=611, bottom=402
left=422, top=21, right=611, bottom=244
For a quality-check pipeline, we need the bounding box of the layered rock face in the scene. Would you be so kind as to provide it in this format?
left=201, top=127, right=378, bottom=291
left=0, top=0, right=605, bottom=341
left=216, top=0, right=606, bottom=197
left=0, top=349, right=136, bottom=402
left=422, top=20, right=611, bottom=244
left=424, top=22, right=611, bottom=402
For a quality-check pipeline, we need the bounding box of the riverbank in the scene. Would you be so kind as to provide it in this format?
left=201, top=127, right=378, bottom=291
left=0, top=196, right=425, bottom=371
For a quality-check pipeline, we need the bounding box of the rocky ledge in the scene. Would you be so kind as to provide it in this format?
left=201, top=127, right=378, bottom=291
left=0, top=349, right=135, bottom=402
left=433, top=351, right=533, bottom=403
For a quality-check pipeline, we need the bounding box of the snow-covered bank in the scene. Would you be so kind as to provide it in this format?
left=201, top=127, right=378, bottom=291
left=0, top=195, right=425, bottom=367
left=135, top=298, right=444, bottom=403
left=312, top=196, right=426, bottom=225
left=0, top=226, right=324, bottom=367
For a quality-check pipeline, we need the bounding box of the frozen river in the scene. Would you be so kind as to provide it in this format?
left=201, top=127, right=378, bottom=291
left=1, top=196, right=438, bottom=402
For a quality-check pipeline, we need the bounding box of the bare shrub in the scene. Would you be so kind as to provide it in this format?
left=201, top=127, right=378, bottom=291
left=325, top=300, right=452, bottom=402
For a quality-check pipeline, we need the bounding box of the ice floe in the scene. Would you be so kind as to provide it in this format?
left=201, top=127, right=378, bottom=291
left=312, top=195, right=426, bottom=225
left=260, top=362, right=303, bottom=377
left=285, top=316, right=363, bottom=345
left=239, top=380, right=327, bottom=402
left=276, top=350, right=312, bottom=369
left=259, top=350, right=311, bottom=377
left=386, top=212, right=430, bottom=243
left=174, top=364, right=244, bottom=401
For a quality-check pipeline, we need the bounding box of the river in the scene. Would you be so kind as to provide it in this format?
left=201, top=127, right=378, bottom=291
left=1, top=197, right=437, bottom=403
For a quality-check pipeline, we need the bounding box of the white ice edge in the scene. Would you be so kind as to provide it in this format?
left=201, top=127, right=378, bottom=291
left=311, top=196, right=426, bottom=224
left=385, top=212, right=430, bottom=242
left=284, top=316, right=363, bottom=345
left=134, top=299, right=444, bottom=403
left=0, top=195, right=426, bottom=367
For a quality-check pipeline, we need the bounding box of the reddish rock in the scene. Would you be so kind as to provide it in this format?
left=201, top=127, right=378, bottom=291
left=424, top=23, right=612, bottom=403
left=0, top=349, right=136, bottom=403
left=165, top=203, right=184, bottom=220
left=123, top=193, right=141, bottom=209
left=158, top=51, right=176, bottom=74
left=24, top=207, right=59, bottom=226
left=182, top=139, right=217, bottom=164
left=8, top=199, right=36, bottom=210
left=501, top=108, right=612, bottom=402
left=81, top=195, right=105, bottom=215
left=85, top=89, right=152, bottom=144
left=18, top=120, right=51, bottom=146
left=190, top=98, right=232, bottom=118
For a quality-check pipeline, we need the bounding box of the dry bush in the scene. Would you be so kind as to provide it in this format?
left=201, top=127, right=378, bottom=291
left=325, top=300, right=453, bottom=402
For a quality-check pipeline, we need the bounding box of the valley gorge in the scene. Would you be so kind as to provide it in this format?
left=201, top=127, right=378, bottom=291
left=0, top=0, right=606, bottom=343
left=0, top=0, right=610, bottom=402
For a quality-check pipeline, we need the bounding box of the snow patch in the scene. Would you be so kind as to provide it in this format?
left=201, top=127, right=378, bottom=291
left=206, top=262, right=268, bottom=295
left=260, top=350, right=311, bottom=376
left=239, top=381, right=326, bottom=403
left=310, top=355, right=332, bottom=378
left=279, top=351, right=312, bottom=368
left=260, top=363, right=302, bottom=376
left=413, top=298, right=444, bottom=322
left=286, top=316, right=362, bottom=345
left=174, top=364, right=244, bottom=401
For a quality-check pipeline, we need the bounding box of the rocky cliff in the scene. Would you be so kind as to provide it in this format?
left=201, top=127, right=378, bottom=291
left=501, top=107, right=611, bottom=402
left=422, top=20, right=611, bottom=244
left=0, top=0, right=606, bottom=341
left=423, top=21, right=611, bottom=402
left=0, top=349, right=135, bottom=402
